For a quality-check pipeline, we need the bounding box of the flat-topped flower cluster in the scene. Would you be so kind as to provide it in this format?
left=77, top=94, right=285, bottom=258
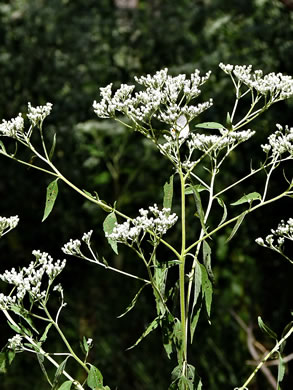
left=261, top=124, right=293, bottom=157
left=0, top=250, right=66, bottom=304
left=106, top=204, right=178, bottom=244
left=93, top=68, right=213, bottom=130
left=219, top=63, right=293, bottom=102
left=27, top=102, right=53, bottom=127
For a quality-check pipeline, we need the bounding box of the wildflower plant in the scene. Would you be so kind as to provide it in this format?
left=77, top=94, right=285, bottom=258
left=0, top=64, right=293, bottom=389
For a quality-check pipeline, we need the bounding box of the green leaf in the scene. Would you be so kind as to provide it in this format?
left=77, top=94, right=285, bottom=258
left=190, top=306, right=201, bottom=343
left=200, top=264, right=213, bottom=319
left=87, top=364, right=103, bottom=389
left=103, top=212, right=118, bottom=255
left=6, top=320, right=21, bottom=334
left=0, top=140, right=7, bottom=154
left=280, top=321, right=293, bottom=353
left=277, top=352, right=285, bottom=388
left=127, top=316, right=160, bottom=350
left=37, top=353, right=52, bottom=386
left=195, top=122, right=225, bottom=130
left=193, top=261, right=202, bottom=309
left=0, top=350, right=16, bottom=374
left=226, top=211, right=246, bottom=242
left=203, top=240, right=214, bottom=281
left=40, top=323, right=53, bottom=343
left=57, top=381, right=72, bottom=390
left=216, top=197, right=227, bottom=226
left=99, top=200, right=112, bottom=212
left=191, top=187, right=207, bottom=233
left=230, top=192, right=261, bottom=206
left=49, top=133, right=57, bottom=160
left=52, top=356, right=69, bottom=390
left=258, top=316, right=278, bottom=340
left=10, top=305, right=39, bottom=334
left=185, top=184, right=207, bottom=195
left=226, top=112, right=233, bottom=130
left=42, top=178, right=59, bottom=222
left=117, top=283, right=148, bottom=318
left=163, top=175, right=174, bottom=210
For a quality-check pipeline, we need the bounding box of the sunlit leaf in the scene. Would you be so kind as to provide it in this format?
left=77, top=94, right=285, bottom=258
left=87, top=364, right=103, bottom=389
left=103, top=212, right=118, bottom=254
left=42, top=178, right=59, bottom=222
left=230, top=192, right=261, bottom=206
left=57, top=381, right=72, bottom=390
left=195, top=122, right=225, bottom=130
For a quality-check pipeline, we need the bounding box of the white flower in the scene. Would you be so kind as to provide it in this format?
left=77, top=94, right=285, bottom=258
left=0, top=114, right=24, bottom=139
left=8, top=334, right=23, bottom=351
left=62, top=239, right=82, bottom=256
left=0, top=215, right=19, bottom=237
left=27, top=102, right=53, bottom=127
left=82, top=230, right=93, bottom=245
left=0, top=293, right=16, bottom=310
left=261, top=124, right=293, bottom=157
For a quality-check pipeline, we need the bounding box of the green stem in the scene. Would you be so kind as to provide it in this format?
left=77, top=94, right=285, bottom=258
left=237, top=323, right=293, bottom=389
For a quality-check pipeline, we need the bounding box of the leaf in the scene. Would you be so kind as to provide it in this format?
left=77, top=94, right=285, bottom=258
left=6, top=320, right=21, bottom=334
left=57, top=381, right=72, bottom=390
left=200, top=264, right=213, bottom=319
left=191, top=187, right=206, bottom=233
left=277, top=352, right=285, bottom=388
left=10, top=305, right=39, bottom=334
left=280, top=321, right=293, bottom=353
left=42, top=178, right=59, bottom=222
left=226, top=112, right=233, bottom=130
left=49, top=133, right=57, bottom=160
left=37, top=353, right=52, bottom=386
left=103, top=212, right=118, bottom=255
left=226, top=211, right=246, bottom=242
left=87, top=364, right=103, bottom=389
left=230, top=192, right=261, bottom=206
left=203, top=240, right=214, bottom=281
left=127, top=317, right=160, bottom=350
left=99, top=200, right=112, bottom=212
left=163, top=175, right=174, bottom=210
left=117, top=283, right=148, bottom=318
left=185, top=184, right=207, bottom=195
left=193, top=261, right=202, bottom=310
left=40, top=323, right=53, bottom=343
left=195, top=122, right=225, bottom=130
left=0, top=350, right=15, bottom=374
left=216, top=197, right=227, bottom=226
left=0, top=140, right=6, bottom=153
left=258, top=316, right=278, bottom=340
left=52, top=356, right=69, bottom=390
left=190, top=306, right=201, bottom=343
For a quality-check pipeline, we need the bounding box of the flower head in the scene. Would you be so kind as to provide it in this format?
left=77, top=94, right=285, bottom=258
left=27, top=102, right=53, bottom=127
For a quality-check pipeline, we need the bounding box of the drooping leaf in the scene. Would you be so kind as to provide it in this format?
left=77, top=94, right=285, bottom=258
left=190, top=306, right=201, bottom=343
left=258, top=316, right=278, bottom=340
left=0, top=350, right=15, bottom=374
left=37, top=353, right=52, bottom=386
left=10, top=305, right=38, bottom=334
left=57, top=381, right=72, bottom=390
left=127, top=317, right=160, bottom=350
left=49, top=133, right=57, bottom=160
left=200, top=264, right=213, bottom=319
left=195, top=122, right=225, bottom=130
left=0, top=140, right=7, bottom=153
left=40, top=323, right=53, bottom=343
left=163, top=175, right=174, bottom=210
left=103, top=212, right=118, bottom=255
left=216, top=197, right=228, bottom=226
left=203, top=241, right=214, bottom=281
left=52, top=356, right=69, bottom=390
left=226, top=211, right=246, bottom=242
left=117, top=283, right=148, bottom=318
left=6, top=320, right=21, bottom=334
left=280, top=321, right=293, bottom=353
left=192, top=187, right=206, bottom=233
left=87, top=364, right=103, bottom=389
left=42, top=178, right=59, bottom=222
left=193, top=261, right=202, bottom=310
left=230, top=192, right=261, bottom=206
left=277, top=352, right=285, bottom=388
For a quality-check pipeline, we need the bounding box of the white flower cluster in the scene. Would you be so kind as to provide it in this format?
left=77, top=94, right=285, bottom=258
left=93, top=68, right=212, bottom=130
left=187, top=128, right=255, bottom=154
left=0, top=251, right=66, bottom=302
left=62, top=230, right=93, bottom=256
left=219, top=63, right=293, bottom=101
left=261, top=124, right=293, bottom=156
left=0, top=114, right=24, bottom=139
left=27, top=102, right=53, bottom=127
left=106, top=204, right=178, bottom=244
left=0, top=215, right=19, bottom=237
left=256, top=218, right=293, bottom=253
left=0, top=293, right=16, bottom=310
left=7, top=334, right=23, bottom=351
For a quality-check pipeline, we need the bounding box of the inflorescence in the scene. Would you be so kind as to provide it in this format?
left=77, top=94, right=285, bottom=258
left=0, top=215, right=19, bottom=237
left=261, top=124, right=293, bottom=157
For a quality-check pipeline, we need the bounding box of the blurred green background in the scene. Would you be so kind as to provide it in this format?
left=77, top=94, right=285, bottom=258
left=0, top=0, right=293, bottom=389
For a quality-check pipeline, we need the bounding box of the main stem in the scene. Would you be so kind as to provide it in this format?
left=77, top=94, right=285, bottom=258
left=179, top=171, right=187, bottom=377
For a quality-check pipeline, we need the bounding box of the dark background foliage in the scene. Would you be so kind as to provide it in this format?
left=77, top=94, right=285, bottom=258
left=0, top=0, right=293, bottom=389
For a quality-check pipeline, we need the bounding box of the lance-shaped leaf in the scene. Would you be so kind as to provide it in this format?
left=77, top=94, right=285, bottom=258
left=258, top=316, right=278, bottom=340
left=163, top=175, right=174, bottom=211
left=200, top=264, right=213, bottom=319
left=42, top=178, right=59, bottom=222
left=87, top=364, right=103, bottom=389
left=230, top=192, right=261, bottom=206
left=190, top=306, right=201, bottom=343
left=191, top=187, right=207, bottom=233
left=37, top=353, right=52, bottom=386
left=226, top=211, right=247, bottom=242
left=203, top=241, right=214, bottom=281
left=185, top=184, right=207, bottom=195
left=277, top=352, right=285, bottom=388
left=49, top=133, right=57, bottom=160
left=52, top=356, right=70, bottom=390
left=195, top=122, right=225, bottom=130
left=117, top=283, right=148, bottom=318
left=127, top=316, right=160, bottom=350
left=40, top=323, right=53, bottom=343
left=216, top=197, right=228, bottom=226
left=103, top=212, right=118, bottom=255
left=10, top=305, right=39, bottom=334
left=226, top=112, right=233, bottom=130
